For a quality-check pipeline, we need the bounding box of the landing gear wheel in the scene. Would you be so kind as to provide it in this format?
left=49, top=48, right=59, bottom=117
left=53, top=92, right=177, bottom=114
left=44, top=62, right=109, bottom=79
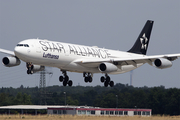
left=59, top=76, right=63, bottom=82
left=27, top=70, right=30, bottom=74
left=84, top=77, right=88, bottom=83
left=104, top=81, right=109, bottom=87
left=64, top=76, right=69, bottom=81
left=109, top=81, right=114, bottom=87
left=68, top=80, right=73, bottom=86
left=27, top=69, right=33, bottom=74
left=88, top=77, right=92, bottom=83
left=100, top=76, right=105, bottom=82
left=106, top=76, right=110, bottom=82
left=63, top=80, right=67, bottom=86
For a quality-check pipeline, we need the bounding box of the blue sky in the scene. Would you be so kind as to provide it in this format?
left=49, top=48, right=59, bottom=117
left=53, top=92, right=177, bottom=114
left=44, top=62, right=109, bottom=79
left=0, top=0, right=179, bottom=88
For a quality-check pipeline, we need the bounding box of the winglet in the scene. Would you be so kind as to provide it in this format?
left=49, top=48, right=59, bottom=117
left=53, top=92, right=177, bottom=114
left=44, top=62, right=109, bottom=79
left=128, top=20, right=154, bottom=55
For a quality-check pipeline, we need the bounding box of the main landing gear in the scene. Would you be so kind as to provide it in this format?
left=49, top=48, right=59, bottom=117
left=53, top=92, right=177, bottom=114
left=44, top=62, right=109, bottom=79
left=59, top=70, right=73, bottom=86
left=83, top=72, right=93, bottom=83
left=58, top=71, right=114, bottom=87
left=100, top=74, right=114, bottom=87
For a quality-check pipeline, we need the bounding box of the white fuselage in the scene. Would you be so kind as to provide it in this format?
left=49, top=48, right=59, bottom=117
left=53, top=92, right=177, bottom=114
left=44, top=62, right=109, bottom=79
left=14, top=39, right=144, bottom=74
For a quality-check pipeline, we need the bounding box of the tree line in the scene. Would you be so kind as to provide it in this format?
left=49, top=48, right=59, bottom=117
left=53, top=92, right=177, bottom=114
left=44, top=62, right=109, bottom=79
left=0, top=83, right=179, bottom=115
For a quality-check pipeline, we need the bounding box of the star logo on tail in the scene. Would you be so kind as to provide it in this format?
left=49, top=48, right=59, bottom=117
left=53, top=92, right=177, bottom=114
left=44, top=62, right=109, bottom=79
left=140, top=33, right=148, bottom=50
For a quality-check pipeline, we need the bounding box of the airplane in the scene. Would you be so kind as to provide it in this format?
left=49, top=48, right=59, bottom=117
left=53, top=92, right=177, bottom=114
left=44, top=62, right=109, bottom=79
left=0, top=20, right=180, bottom=87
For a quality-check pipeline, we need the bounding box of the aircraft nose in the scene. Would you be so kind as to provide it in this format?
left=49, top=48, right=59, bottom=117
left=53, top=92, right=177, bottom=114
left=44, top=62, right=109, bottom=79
left=14, top=46, right=27, bottom=57
left=14, top=46, right=21, bottom=56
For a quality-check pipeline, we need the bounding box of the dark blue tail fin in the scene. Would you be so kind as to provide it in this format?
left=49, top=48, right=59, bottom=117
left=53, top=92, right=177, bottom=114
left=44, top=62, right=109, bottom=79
left=128, top=20, right=154, bottom=55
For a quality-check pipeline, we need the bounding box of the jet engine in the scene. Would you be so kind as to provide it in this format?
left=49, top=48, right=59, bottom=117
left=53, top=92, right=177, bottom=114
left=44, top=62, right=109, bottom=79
left=2, top=56, right=21, bottom=67
left=98, top=62, right=118, bottom=73
left=154, top=58, right=172, bottom=69
left=31, top=65, right=45, bottom=73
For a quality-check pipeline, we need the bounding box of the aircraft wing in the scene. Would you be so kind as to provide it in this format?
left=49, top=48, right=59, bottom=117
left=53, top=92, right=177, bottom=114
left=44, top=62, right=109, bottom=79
left=0, top=48, right=15, bottom=56
left=75, top=53, right=180, bottom=67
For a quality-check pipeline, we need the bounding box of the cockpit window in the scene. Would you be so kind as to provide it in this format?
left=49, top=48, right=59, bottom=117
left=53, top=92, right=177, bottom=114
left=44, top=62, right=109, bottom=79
left=24, top=44, right=29, bottom=47
left=17, top=44, right=29, bottom=47
left=17, top=44, right=23, bottom=46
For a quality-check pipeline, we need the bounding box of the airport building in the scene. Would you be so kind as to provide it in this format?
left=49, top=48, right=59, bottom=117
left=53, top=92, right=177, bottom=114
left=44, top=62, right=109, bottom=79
left=47, top=106, right=151, bottom=116
left=0, top=105, right=151, bottom=116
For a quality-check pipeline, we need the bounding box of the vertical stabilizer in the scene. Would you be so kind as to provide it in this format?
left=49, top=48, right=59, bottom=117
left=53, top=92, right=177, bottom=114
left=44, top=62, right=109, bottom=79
left=128, top=20, right=154, bottom=55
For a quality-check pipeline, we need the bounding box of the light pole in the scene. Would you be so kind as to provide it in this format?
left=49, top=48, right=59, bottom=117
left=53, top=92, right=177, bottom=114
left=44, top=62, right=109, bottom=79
left=116, top=95, right=118, bottom=108
left=64, top=92, right=66, bottom=106
left=64, top=92, right=67, bottom=115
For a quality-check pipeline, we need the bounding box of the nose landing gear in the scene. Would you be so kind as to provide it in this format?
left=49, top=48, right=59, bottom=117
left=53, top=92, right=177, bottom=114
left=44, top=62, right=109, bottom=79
left=26, top=63, right=33, bottom=74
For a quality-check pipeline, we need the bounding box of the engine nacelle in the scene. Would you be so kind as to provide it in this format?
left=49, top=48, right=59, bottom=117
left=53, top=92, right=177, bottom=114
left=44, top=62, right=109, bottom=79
left=2, top=56, right=21, bottom=67
left=31, top=65, right=45, bottom=72
left=98, top=62, right=118, bottom=73
left=154, top=58, right=172, bottom=69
